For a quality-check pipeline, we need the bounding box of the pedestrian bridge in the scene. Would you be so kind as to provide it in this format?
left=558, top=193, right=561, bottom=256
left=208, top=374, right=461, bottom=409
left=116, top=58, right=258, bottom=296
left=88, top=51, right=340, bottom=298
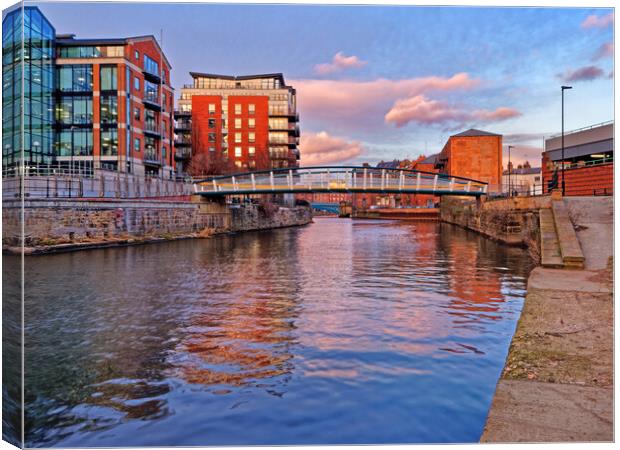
left=193, top=166, right=488, bottom=196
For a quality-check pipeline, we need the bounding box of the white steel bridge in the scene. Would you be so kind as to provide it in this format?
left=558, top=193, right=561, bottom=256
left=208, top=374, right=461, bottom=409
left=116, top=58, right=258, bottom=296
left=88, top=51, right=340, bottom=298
left=193, top=166, right=488, bottom=197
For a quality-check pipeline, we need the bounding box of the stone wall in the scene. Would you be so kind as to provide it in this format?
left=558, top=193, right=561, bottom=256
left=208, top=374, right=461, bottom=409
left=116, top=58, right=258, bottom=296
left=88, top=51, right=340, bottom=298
left=230, top=203, right=313, bottom=232
left=2, top=198, right=312, bottom=252
left=440, top=195, right=544, bottom=262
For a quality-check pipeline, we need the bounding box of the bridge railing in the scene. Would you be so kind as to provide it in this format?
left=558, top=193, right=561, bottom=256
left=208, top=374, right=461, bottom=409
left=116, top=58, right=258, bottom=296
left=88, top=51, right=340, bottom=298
left=193, top=166, right=488, bottom=196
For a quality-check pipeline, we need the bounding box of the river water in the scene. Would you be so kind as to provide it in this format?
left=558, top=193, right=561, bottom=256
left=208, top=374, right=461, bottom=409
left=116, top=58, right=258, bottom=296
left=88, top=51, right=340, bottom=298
left=12, top=219, right=534, bottom=446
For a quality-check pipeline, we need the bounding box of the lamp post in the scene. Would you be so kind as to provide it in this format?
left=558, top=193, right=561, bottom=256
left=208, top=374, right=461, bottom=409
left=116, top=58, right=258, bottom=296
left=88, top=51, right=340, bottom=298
left=507, top=145, right=514, bottom=196
left=561, top=85, right=572, bottom=196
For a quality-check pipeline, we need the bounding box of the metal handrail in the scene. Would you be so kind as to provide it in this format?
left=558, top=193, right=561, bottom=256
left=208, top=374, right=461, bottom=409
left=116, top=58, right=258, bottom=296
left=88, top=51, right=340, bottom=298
left=194, top=165, right=489, bottom=185
left=547, top=120, right=614, bottom=139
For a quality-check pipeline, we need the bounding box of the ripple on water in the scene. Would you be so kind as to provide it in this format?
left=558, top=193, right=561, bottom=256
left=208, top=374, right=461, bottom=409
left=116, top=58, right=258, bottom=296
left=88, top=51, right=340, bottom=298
left=19, top=219, right=535, bottom=447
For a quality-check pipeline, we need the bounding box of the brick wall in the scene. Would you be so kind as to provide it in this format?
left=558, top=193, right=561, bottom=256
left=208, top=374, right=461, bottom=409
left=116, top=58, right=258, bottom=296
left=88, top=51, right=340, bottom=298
left=542, top=157, right=613, bottom=196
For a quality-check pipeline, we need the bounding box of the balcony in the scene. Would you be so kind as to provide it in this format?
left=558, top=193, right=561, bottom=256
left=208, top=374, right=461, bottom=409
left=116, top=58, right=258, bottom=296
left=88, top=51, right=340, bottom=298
left=143, top=122, right=161, bottom=138
left=269, top=110, right=299, bottom=120
left=174, top=135, right=192, bottom=146
left=143, top=150, right=161, bottom=165
left=174, top=109, right=191, bottom=117
left=175, top=147, right=192, bottom=160
left=143, top=92, right=161, bottom=111
left=174, top=122, right=191, bottom=132
left=269, top=136, right=298, bottom=146
left=143, top=68, right=161, bottom=84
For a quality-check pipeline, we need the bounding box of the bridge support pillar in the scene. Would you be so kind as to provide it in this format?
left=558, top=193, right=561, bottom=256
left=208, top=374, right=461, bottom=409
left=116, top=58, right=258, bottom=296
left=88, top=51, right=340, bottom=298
left=476, top=195, right=486, bottom=209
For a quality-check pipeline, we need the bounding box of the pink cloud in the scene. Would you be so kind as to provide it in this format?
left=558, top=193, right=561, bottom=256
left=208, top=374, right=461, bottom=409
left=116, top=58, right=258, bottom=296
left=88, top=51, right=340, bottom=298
left=501, top=144, right=543, bottom=170
left=384, top=95, right=521, bottom=127
left=593, top=41, right=614, bottom=60
left=314, top=52, right=367, bottom=75
left=472, top=107, right=521, bottom=121
left=299, top=131, right=364, bottom=166
left=561, top=65, right=605, bottom=82
left=581, top=12, right=614, bottom=29
left=291, top=72, right=480, bottom=125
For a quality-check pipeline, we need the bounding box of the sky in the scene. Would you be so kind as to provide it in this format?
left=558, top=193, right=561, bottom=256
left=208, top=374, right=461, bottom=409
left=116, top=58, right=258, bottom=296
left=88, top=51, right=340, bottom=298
left=20, top=1, right=615, bottom=168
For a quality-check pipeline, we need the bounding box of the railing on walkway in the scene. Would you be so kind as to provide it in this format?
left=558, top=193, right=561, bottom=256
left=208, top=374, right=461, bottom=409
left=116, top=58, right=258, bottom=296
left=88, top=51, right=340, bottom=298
left=2, top=165, right=194, bottom=200
left=193, top=166, right=488, bottom=196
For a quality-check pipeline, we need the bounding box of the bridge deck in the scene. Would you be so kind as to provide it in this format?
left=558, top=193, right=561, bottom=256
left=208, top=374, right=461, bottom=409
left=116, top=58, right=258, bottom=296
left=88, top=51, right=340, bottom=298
left=193, top=166, right=488, bottom=197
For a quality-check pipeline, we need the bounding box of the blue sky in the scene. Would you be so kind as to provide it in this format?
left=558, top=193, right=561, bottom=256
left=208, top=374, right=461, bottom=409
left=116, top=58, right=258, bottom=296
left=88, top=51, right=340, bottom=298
left=24, top=1, right=615, bottom=166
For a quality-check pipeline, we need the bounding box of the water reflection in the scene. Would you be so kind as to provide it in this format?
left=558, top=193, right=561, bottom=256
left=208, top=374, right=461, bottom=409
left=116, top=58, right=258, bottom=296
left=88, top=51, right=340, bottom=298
left=18, top=219, right=534, bottom=446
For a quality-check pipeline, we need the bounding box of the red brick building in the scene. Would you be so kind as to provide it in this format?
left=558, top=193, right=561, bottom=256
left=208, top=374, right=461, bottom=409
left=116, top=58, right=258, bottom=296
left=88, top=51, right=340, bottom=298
left=435, top=129, right=503, bottom=192
left=55, top=34, right=175, bottom=177
left=174, top=73, right=300, bottom=177
left=542, top=121, right=613, bottom=196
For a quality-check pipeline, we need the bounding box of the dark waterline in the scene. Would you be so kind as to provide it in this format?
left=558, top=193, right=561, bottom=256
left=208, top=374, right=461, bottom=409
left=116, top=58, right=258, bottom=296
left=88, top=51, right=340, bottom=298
left=12, top=219, right=534, bottom=446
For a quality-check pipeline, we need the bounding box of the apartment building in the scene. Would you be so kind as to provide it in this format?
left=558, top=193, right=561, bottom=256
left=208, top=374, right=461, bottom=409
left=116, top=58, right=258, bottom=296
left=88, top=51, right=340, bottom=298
left=2, top=6, right=175, bottom=178
left=174, top=73, right=300, bottom=177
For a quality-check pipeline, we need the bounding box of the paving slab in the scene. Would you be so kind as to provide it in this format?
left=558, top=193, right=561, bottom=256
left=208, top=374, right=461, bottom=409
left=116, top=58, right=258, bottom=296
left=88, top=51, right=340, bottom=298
left=481, top=380, right=613, bottom=442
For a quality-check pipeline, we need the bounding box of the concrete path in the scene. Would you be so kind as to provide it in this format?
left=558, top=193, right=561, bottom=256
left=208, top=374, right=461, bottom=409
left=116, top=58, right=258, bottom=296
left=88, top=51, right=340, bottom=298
left=482, top=197, right=613, bottom=443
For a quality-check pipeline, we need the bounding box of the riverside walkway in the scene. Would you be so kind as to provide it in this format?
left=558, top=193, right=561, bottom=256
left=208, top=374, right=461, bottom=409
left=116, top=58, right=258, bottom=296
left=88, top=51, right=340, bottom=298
left=481, top=196, right=613, bottom=442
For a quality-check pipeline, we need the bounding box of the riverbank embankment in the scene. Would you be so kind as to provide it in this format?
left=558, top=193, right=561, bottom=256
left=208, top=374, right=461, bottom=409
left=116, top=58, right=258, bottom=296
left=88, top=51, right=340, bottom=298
left=450, top=195, right=613, bottom=442
left=2, top=197, right=312, bottom=255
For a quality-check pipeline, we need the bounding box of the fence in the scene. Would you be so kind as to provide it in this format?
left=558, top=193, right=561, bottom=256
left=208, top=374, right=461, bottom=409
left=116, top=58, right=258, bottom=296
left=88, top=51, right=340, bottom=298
left=2, top=165, right=194, bottom=200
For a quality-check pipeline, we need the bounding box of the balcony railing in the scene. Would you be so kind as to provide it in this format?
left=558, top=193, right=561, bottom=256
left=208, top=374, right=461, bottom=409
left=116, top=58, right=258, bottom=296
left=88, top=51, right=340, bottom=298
left=143, top=92, right=161, bottom=110
left=143, top=150, right=161, bottom=164
left=143, top=122, right=161, bottom=136
left=174, top=135, right=192, bottom=146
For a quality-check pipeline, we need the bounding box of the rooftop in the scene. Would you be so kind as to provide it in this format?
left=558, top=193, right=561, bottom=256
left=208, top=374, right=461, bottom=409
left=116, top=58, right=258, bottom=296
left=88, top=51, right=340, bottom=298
left=189, top=72, right=288, bottom=86
left=451, top=128, right=502, bottom=138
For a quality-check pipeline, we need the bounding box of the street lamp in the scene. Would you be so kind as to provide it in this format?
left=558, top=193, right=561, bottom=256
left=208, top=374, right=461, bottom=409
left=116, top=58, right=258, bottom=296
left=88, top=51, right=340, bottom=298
left=561, top=85, right=572, bottom=196
left=507, top=145, right=514, bottom=196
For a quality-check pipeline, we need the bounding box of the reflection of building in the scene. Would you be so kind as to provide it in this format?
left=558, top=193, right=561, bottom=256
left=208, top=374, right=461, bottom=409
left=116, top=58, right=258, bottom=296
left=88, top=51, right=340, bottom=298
left=174, top=73, right=300, bottom=177
left=435, top=129, right=503, bottom=192
left=1, top=6, right=176, bottom=178
left=542, top=121, right=613, bottom=196
left=502, top=167, right=542, bottom=196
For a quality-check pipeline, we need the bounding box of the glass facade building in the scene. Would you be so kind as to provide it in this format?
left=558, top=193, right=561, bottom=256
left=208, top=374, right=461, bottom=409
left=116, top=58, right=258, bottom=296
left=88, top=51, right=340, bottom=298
left=2, top=6, right=55, bottom=168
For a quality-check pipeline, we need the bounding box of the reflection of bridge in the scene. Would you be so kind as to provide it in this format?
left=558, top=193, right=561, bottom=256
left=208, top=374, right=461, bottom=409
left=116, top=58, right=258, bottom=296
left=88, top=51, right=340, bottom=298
left=310, top=202, right=340, bottom=214
left=193, top=166, right=488, bottom=196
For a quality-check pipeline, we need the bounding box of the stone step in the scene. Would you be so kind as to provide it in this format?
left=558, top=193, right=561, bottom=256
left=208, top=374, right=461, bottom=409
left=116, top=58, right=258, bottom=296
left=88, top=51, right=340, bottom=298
left=552, top=200, right=585, bottom=270
left=539, top=208, right=564, bottom=268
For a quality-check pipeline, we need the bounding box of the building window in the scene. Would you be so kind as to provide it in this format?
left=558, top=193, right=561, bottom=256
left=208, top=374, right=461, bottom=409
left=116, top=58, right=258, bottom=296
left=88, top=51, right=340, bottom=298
left=235, top=146, right=242, bottom=158
left=134, top=107, right=140, bottom=121
left=235, top=133, right=242, bottom=143
left=208, top=133, right=216, bottom=143
left=248, top=146, right=255, bottom=156
left=100, top=129, right=118, bottom=156
left=144, top=80, right=158, bottom=103
left=57, top=65, right=93, bottom=92
left=134, top=76, right=140, bottom=91
left=249, top=160, right=256, bottom=169
left=55, top=96, right=93, bottom=124
left=100, top=94, right=118, bottom=124
left=208, top=118, right=216, bottom=129
left=143, top=54, right=159, bottom=76
left=249, top=103, right=255, bottom=114
left=135, top=50, right=139, bottom=60
left=248, top=118, right=255, bottom=129
left=234, top=104, right=242, bottom=115
left=209, top=147, right=215, bottom=153
left=235, top=160, right=243, bottom=168
left=235, top=118, right=242, bottom=129
left=208, top=103, right=216, bottom=114
left=134, top=137, right=140, bottom=152
left=248, top=132, right=255, bottom=143
left=100, top=66, right=117, bottom=91
left=162, top=93, right=167, bottom=112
